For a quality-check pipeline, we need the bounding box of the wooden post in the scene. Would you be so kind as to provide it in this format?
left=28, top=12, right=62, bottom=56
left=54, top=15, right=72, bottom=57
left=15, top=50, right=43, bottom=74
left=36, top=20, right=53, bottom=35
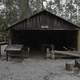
left=50, top=44, right=55, bottom=59
left=6, top=52, right=8, bottom=61
left=77, top=31, right=80, bottom=51
left=50, top=49, right=55, bottom=59
left=46, top=48, right=50, bottom=58
left=8, top=30, right=12, bottom=45
left=27, top=47, right=30, bottom=57
left=0, top=45, right=1, bottom=57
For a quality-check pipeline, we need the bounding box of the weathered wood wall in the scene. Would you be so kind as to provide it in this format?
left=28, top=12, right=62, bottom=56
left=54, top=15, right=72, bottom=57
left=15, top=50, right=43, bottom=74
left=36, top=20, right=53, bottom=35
left=12, top=11, right=77, bottom=30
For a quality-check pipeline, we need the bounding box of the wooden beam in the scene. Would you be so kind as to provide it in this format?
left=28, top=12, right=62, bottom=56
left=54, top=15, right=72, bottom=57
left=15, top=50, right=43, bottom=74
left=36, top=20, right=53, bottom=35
left=55, top=51, right=80, bottom=57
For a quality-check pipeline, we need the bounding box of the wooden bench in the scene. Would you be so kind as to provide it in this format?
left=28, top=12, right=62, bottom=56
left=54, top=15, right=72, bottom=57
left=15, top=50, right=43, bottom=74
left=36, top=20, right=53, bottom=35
left=5, top=44, right=23, bottom=61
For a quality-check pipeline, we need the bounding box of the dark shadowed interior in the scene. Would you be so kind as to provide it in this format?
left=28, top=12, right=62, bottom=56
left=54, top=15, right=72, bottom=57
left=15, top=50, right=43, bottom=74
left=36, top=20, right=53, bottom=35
left=12, top=30, right=78, bottom=51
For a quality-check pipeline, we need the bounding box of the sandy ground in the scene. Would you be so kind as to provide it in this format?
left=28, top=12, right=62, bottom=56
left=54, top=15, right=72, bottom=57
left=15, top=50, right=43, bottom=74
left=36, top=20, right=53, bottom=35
left=0, top=45, right=80, bottom=80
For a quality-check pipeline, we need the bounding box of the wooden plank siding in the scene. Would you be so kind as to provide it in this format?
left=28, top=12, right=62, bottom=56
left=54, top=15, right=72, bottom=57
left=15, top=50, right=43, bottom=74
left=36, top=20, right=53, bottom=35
left=11, top=10, right=78, bottom=31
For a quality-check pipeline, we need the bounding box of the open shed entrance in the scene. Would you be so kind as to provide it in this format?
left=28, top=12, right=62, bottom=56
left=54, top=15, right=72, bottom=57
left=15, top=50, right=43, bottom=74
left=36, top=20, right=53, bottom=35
left=12, top=30, right=78, bottom=57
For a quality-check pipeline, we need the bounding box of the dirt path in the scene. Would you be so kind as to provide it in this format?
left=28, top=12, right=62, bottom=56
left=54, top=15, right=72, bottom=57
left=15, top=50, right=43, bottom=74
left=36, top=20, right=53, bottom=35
left=0, top=45, right=80, bottom=80
left=0, top=59, right=80, bottom=80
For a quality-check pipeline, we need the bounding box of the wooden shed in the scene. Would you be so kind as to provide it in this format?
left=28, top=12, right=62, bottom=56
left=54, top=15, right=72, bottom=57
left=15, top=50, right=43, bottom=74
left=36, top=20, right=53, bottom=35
left=7, top=10, right=80, bottom=52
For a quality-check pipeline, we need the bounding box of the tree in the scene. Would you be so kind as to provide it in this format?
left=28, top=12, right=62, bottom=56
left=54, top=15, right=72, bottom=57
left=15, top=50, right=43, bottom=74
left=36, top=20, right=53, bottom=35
left=5, top=0, right=18, bottom=25
left=29, top=0, right=46, bottom=14
left=16, top=0, right=32, bottom=19
left=0, top=2, right=7, bottom=31
left=5, top=0, right=32, bottom=25
left=73, top=0, right=80, bottom=26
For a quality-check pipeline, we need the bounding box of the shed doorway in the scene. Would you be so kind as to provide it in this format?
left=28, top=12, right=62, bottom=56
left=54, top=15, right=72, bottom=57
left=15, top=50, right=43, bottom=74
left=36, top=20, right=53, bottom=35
left=12, top=30, right=78, bottom=52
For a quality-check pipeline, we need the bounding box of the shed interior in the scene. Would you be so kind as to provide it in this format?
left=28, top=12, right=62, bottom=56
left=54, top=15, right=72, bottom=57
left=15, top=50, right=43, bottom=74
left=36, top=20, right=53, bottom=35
left=11, top=30, right=78, bottom=51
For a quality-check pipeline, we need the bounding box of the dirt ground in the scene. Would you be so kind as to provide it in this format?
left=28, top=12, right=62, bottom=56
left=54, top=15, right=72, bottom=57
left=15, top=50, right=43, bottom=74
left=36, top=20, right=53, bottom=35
left=0, top=45, right=80, bottom=80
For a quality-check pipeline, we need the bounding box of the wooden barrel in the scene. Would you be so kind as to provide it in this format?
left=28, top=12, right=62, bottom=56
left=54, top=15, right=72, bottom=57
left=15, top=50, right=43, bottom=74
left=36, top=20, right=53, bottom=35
left=65, top=63, right=73, bottom=71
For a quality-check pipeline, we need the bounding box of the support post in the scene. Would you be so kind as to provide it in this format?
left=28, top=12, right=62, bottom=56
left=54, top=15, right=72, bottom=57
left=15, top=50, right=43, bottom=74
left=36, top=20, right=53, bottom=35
left=8, top=30, right=12, bottom=45
left=0, top=45, right=1, bottom=57
left=50, top=44, right=55, bottom=59
left=27, top=47, right=30, bottom=57
left=77, top=30, right=80, bottom=51
left=6, top=52, right=8, bottom=61
left=51, top=49, right=55, bottom=59
left=46, top=48, right=50, bottom=58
